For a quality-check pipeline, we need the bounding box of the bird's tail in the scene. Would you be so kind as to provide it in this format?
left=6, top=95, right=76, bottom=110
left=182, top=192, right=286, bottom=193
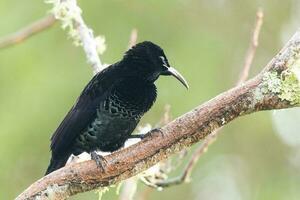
left=45, top=155, right=69, bottom=175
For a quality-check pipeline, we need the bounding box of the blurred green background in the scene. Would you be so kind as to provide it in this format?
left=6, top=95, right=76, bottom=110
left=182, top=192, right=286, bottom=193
left=1, top=0, right=300, bottom=199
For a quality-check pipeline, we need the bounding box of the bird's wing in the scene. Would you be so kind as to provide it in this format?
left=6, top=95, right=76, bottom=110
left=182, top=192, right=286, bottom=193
left=50, top=65, right=120, bottom=158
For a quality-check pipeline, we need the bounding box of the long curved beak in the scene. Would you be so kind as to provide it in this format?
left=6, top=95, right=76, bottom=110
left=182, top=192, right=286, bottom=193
left=162, top=67, right=189, bottom=89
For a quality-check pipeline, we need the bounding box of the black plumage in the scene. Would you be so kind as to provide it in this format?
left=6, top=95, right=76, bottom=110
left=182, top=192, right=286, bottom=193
left=45, top=41, right=188, bottom=175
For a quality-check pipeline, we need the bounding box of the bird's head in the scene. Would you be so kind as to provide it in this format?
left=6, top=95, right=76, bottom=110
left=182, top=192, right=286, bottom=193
left=122, top=41, right=189, bottom=89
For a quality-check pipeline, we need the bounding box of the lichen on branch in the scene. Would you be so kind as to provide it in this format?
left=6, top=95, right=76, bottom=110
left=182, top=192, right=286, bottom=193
left=259, top=42, right=300, bottom=105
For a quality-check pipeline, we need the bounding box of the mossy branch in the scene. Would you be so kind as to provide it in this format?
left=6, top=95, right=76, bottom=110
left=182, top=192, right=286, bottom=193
left=45, top=0, right=106, bottom=74
left=16, top=29, right=300, bottom=200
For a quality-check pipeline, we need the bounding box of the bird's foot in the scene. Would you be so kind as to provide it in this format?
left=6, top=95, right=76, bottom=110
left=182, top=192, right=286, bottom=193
left=129, top=128, right=164, bottom=140
left=90, top=151, right=108, bottom=172
left=146, top=128, right=164, bottom=138
left=143, top=128, right=164, bottom=138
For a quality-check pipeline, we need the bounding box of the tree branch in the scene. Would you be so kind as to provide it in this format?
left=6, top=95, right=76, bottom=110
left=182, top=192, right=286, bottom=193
left=0, top=15, right=56, bottom=49
left=16, top=29, right=300, bottom=200
left=152, top=8, right=265, bottom=188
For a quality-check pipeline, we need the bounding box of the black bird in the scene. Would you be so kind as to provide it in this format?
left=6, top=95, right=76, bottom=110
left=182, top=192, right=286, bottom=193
left=45, top=41, right=188, bottom=175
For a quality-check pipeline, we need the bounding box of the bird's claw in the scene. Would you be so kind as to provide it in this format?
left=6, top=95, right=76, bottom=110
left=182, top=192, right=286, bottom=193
left=129, top=128, right=164, bottom=140
left=91, top=151, right=108, bottom=172
left=146, top=128, right=164, bottom=138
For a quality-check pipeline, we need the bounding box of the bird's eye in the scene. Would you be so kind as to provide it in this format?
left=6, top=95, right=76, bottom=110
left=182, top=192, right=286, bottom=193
left=160, top=56, right=169, bottom=68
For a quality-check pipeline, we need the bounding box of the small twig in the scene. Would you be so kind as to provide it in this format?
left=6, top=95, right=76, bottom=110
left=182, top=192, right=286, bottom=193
left=154, top=130, right=219, bottom=188
left=237, top=8, right=264, bottom=85
left=128, top=28, right=138, bottom=49
left=153, top=8, right=264, bottom=188
left=0, top=15, right=56, bottom=49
